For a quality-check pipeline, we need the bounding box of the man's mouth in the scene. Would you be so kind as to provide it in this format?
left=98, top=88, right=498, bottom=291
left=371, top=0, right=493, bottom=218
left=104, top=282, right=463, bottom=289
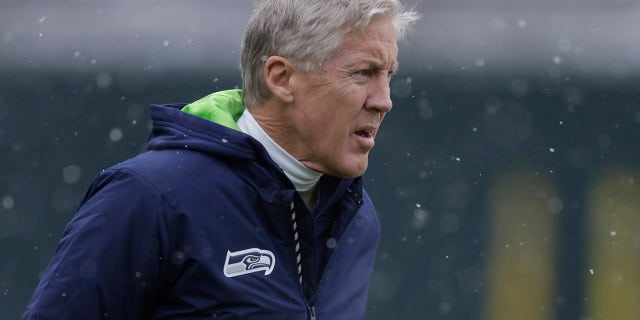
left=355, top=130, right=374, bottom=138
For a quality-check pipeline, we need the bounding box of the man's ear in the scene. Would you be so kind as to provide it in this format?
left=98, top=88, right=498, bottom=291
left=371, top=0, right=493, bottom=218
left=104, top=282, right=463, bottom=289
left=264, top=56, right=295, bottom=104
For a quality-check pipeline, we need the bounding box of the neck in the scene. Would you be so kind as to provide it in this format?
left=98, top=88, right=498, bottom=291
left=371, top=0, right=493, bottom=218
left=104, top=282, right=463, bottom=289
left=238, top=109, right=322, bottom=192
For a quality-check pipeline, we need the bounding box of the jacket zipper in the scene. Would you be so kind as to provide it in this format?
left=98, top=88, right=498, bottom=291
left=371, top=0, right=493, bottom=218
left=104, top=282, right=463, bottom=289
left=290, top=198, right=317, bottom=320
left=309, top=187, right=364, bottom=318
left=309, top=305, right=317, bottom=320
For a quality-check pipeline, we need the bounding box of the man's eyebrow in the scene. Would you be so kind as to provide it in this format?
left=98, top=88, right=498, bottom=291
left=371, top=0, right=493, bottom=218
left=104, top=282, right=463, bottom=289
left=364, top=60, right=399, bottom=71
left=344, top=59, right=399, bottom=73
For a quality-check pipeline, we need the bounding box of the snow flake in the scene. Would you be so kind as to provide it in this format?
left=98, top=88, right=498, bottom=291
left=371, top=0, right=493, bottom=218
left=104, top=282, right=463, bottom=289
left=110, top=128, right=123, bottom=142
left=62, top=165, right=82, bottom=184
left=2, top=196, right=14, bottom=210
left=412, top=208, right=428, bottom=230
left=326, top=238, right=337, bottom=249
left=96, top=73, right=112, bottom=89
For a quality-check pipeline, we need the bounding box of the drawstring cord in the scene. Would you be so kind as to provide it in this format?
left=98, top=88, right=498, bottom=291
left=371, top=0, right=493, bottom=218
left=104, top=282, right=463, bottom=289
left=290, top=201, right=303, bottom=285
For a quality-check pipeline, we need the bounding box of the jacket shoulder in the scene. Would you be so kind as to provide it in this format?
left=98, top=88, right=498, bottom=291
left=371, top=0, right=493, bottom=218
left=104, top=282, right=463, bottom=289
left=107, top=149, right=245, bottom=204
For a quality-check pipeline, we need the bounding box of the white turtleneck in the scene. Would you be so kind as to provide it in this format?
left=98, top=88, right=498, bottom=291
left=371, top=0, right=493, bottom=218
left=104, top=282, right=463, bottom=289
left=237, top=109, right=322, bottom=212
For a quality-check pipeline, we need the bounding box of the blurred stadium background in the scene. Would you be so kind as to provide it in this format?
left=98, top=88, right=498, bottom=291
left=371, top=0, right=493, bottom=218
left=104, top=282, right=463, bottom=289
left=2, top=0, right=640, bottom=319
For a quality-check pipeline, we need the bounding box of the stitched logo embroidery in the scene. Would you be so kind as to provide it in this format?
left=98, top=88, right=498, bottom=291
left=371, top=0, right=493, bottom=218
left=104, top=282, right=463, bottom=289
left=223, top=248, right=276, bottom=278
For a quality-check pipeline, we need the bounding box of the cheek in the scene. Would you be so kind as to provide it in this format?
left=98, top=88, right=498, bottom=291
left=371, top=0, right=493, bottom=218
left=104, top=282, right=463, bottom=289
left=303, top=83, right=364, bottom=140
left=334, top=81, right=365, bottom=102
left=307, top=113, right=349, bottom=155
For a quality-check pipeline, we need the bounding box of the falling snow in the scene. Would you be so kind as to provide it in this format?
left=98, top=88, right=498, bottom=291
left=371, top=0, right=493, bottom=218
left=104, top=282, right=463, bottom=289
left=2, top=2, right=640, bottom=320
left=2, top=196, right=14, bottom=210
left=62, top=165, right=82, bottom=184
left=110, top=128, right=123, bottom=142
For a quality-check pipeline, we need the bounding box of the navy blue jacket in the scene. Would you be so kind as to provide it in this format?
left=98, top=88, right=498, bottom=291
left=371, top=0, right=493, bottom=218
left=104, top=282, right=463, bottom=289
left=23, top=94, right=381, bottom=319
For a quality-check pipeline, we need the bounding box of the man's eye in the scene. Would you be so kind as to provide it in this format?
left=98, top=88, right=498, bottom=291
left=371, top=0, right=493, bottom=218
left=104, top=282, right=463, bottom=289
left=354, top=69, right=373, bottom=77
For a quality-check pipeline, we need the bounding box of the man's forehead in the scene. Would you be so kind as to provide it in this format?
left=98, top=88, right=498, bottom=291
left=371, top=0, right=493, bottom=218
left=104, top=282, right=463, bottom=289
left=341, top=49, right=399, bottom=70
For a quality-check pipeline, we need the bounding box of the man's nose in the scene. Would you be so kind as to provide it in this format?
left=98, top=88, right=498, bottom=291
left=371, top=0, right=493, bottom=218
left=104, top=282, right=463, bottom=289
left=365, top=77, right=393, bottom=113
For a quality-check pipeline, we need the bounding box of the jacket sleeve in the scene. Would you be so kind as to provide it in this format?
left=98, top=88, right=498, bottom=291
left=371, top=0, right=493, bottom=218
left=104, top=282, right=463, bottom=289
left=22, top=168, right=173, bottom=319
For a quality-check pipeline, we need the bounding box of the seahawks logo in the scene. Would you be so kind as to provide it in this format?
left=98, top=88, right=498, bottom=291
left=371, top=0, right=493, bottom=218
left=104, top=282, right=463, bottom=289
left=223, top=248, right=276, bottom=278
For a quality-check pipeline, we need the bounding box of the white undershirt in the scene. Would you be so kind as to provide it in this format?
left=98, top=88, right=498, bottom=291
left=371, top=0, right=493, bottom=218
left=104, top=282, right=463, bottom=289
left=237, top=109, right=322, bottom=211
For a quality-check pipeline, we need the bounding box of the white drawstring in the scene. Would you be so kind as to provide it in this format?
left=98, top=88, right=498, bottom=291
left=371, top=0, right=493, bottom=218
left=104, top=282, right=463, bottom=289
left=290, top=201, right=303, bottom=285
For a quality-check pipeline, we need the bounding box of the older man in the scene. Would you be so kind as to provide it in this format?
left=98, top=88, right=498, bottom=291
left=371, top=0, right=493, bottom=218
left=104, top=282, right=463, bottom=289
left=23, top=0, right=418, bottom=319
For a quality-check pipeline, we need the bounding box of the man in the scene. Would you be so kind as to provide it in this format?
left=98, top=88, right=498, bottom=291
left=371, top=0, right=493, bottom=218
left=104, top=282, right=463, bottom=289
left=23, top=0, right=418, bottom=318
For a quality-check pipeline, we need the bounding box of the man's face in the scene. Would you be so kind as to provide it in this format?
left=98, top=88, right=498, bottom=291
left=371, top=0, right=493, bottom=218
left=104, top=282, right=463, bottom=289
left=288, top=16, right=398, bottom=178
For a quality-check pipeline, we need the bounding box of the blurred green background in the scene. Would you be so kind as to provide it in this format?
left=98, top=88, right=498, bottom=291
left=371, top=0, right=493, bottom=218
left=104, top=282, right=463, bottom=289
left=2, top=1, right=640, bottom=319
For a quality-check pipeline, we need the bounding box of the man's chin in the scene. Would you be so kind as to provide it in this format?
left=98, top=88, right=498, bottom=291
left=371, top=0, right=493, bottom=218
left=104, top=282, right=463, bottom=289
left=331, top=161, right=369, bottom=179
left=304, top=156, right=369, bottom=178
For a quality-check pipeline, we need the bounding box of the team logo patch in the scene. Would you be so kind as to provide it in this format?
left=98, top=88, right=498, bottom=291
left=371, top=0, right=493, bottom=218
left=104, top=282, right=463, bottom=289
left=223, top=248, right=276, bottom=278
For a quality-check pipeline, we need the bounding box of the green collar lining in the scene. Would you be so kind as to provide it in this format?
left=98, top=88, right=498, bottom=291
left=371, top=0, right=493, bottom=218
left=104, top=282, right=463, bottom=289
left=181, top=89, right=245, bottom=131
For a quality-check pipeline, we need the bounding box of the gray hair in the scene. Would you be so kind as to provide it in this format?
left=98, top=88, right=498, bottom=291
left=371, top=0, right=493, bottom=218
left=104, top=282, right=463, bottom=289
left=240, top=0, right=420, bottom=108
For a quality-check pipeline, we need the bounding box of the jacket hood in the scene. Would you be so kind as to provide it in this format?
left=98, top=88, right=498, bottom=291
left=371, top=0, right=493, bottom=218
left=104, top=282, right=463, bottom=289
left=147, top=89, right=267, bottom=161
